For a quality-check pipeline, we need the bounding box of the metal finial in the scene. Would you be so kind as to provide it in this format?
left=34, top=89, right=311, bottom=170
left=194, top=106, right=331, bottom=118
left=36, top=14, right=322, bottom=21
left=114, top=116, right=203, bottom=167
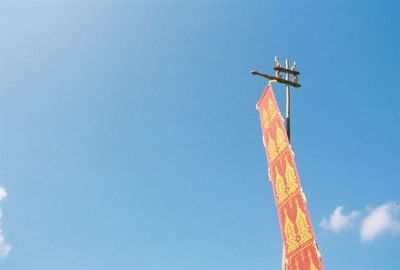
left=275, top=56, right=282, bottom=67
left=291, top=61, right=296, bottom=71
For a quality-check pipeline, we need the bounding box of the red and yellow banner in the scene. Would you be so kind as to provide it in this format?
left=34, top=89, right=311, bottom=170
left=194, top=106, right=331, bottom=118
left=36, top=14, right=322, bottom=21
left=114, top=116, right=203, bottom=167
left=257, top=84, right=323, bottom=270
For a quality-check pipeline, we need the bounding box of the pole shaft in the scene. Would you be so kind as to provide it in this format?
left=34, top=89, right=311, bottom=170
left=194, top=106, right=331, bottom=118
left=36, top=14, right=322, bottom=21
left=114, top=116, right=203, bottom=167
left=281, top=245, right=287, bottom=270
left=281, top=59, right=291, bottom=270
left=285, top=59, right=291, bottom=142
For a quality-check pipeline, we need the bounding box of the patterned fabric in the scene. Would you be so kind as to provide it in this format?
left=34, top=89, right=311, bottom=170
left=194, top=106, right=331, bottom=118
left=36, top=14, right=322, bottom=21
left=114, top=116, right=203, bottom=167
left=256, top=84, right=323, bottom=270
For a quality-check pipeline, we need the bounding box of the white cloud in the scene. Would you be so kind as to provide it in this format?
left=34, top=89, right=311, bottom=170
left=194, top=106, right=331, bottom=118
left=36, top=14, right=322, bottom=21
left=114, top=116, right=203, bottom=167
left=0, top=187, right=7, bottom=201
left=361, top=202, right=400, bottom=242
left=0, top=230, right=11, bottom=258
left=0, top=186, right=11, bottom=258
left=320, top=206, right=359, bottom=232
left=321, top=202, right=400, bottom=242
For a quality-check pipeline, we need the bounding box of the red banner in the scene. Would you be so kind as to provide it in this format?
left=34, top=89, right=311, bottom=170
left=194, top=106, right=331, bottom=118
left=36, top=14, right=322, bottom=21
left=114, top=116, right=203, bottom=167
left=257, top=84, right=323, bottom=270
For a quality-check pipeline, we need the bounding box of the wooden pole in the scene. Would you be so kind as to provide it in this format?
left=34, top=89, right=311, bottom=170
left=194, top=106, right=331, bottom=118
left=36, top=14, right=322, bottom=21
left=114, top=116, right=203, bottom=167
left=281, top=245, right=287, bottom=270
left=285, top=59, right=291, bottom=142
left=251, top=57, right=300, bottom=270
left=281, top=59, right=290, bottom=270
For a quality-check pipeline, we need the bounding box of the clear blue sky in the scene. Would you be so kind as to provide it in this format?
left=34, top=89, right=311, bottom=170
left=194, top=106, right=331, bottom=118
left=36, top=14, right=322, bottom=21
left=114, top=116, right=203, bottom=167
left=0, top=1, right=399, bottom=269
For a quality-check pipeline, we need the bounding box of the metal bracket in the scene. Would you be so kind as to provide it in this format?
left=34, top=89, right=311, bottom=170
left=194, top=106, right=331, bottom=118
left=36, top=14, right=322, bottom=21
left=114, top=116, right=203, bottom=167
left=250, top=56, right=301, bottom=87
left=250, top=70, right=301, bottom=88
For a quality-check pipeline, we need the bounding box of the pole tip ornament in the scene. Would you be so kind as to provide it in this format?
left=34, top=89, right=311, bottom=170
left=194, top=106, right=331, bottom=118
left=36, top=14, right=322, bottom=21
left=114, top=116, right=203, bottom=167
left=290, top=61, right=296, bottom=71
left=274, top=56, right=282, bottom=67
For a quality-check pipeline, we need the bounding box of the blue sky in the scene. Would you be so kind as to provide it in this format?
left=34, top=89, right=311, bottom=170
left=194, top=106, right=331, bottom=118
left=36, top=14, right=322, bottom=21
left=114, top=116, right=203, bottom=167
left=0, top=1, right=399, bottom=269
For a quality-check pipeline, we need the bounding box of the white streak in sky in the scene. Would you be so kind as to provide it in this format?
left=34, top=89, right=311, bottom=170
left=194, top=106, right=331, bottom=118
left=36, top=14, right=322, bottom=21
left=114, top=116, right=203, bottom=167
left=0, top=186, right=11, bottom=258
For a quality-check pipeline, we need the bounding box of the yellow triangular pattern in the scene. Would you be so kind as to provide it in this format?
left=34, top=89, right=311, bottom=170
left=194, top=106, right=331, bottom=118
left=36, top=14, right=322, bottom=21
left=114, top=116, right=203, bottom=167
left=276, top=123, right=287, bottom=152
left=285, top=159, right=299, bottom=194
left=268, top=98, right=277, bottom=120
left=295, top=200, right=312, bottom=245
left=275, top=169, right=286, bottom=204
left=262, top=109, right=268, bottom=129
left=284, top=208, right=298, bottom=253
left=268, top=137, right=278, bottom=161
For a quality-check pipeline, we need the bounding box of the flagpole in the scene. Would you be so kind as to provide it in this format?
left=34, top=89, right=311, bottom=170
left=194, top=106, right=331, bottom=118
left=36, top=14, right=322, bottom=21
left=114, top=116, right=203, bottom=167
left=285, top=58, right=291, bottom=142
left=251, top=57, right=300, bottom=270
left=283, top=59, right=290, bottom=270
left=281, top=245, right=287, bottom=270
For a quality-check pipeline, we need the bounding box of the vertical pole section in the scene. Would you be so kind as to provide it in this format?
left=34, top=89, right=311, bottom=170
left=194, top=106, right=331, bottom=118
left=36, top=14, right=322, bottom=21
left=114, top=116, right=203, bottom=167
left=281, top=59, right=291, bottom=270
left=285, top=59, right=291, bottom=142
left=281, top=245, right=287, bottom=270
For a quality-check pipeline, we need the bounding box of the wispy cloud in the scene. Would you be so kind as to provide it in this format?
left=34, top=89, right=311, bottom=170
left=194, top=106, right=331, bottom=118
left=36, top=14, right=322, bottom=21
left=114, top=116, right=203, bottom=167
left=361, top=202, right=400, bottom=242
left=320, top=206, right=359, bottom=232
left=321, top=202, right=400, bottom=242
left=0, top=187, right=6, bottom=201
left=0, top=186, right=11, bottom=258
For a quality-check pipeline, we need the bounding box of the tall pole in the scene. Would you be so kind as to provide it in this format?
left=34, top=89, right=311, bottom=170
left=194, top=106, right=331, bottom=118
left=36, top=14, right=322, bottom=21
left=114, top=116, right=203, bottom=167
left=250, top=57, right=300, bottom=270
left=281, top=245, right=287, bottom=270
left=283, top=58, right=290, bottom=270
left=285, top=58, right=291, bottom=142
left=282, top=58, right=290, bottom=270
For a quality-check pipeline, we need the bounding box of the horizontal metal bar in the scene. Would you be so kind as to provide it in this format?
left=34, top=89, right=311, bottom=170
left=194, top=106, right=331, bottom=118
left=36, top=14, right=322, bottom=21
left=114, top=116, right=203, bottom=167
left=250, top=70, right=301, bottom=88
left=273, top=66, right=300, bottom=75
